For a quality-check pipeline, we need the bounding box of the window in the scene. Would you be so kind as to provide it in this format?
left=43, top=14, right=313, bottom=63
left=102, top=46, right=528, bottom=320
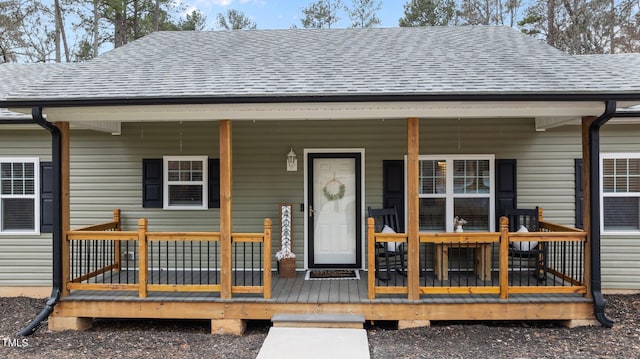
left=163, top=156, right=208, bottom=210
left=0, top=158, right=39, bottom=234
left=417, top=155, right=494, bottom=232
left=601, top=154, right=640, bottom=233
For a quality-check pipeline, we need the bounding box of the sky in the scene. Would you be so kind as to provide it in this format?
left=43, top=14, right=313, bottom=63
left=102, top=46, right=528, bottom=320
left=183, top=0, right=407, bottom=30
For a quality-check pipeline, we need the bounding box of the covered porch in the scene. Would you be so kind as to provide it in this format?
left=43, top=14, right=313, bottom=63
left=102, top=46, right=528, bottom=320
left=40, top=108, right=611, bottom=333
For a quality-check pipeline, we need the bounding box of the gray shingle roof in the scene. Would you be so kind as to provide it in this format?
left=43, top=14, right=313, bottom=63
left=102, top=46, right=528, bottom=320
left=578, top=53, right=640, bottom=113
left=4, top=26, right=640, bottom=104
left=0, top=62, right=71, bottom=119
left=578, top=53, right=640, bottom=83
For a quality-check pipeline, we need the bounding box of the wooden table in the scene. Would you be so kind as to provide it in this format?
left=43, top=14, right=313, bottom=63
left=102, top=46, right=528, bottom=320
left=434, top=242, right=492, bottom=281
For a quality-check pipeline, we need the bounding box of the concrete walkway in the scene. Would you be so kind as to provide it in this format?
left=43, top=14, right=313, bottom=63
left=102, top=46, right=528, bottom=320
left=256, top=327, right=370, bottom=359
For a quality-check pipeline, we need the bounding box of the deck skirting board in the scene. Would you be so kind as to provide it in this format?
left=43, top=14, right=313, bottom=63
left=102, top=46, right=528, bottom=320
left=52, top=300, right=595, bottom=323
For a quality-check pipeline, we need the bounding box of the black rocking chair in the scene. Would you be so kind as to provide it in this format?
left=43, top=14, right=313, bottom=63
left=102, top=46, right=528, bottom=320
left=505, top=207, right=547, bottom=282
left=368, top=206, right=406, bottom=281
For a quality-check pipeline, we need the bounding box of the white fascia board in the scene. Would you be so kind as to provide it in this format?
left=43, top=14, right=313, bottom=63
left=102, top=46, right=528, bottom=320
left=11, top=101, right=606, bottom=123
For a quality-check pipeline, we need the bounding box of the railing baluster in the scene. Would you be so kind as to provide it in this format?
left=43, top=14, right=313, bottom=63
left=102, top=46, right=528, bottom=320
left=84, top=240, right=89, bottom=284
left=258, top=241, right=261, bottom=286
left=242, top=242, right=247, bottom=286
left=234, top=242, right=238, bottom=286
left=93, top=240, right=98, bottom=283
left=77, top=240, right=81, bottom=283
left=101, top=240, right=106, bottom=284
left=109, top=240, right=113, bottom=284
left=148, top=241, right=153, bottom=285
left=197, top=241, right=201, bottom=285
left=253, top=242, right=256, bottom=286
left=126, top=240, right=131, bottom=284
left=70, top=240, right=74, bottom=283
left=166, top=241, right=171, bottom=285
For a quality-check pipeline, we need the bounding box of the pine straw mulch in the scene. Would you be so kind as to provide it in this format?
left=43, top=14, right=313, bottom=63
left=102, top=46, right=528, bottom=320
left=1, top=294, right=639, bottom=358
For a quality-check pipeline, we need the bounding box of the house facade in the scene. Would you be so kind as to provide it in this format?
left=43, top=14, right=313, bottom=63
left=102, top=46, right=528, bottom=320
left=1, top=27, right=640, bottom=332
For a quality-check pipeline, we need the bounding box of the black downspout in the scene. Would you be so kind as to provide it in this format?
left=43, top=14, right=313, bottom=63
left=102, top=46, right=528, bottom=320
left=589, top=100, right=616, bottom=328
left=18, top=107, right=62, bottom=336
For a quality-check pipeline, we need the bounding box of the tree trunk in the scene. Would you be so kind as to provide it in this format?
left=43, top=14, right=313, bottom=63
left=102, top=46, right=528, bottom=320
left=609, top=0, right=615, bottom=53
left=547, top=0, right=556, bottom=47
left=114, top=6, right=126, bottom=48
left=93, top=0, right=99, bottom=58
left=153, top=0, right=160, bottom=31
left=55, top=0, right=70, bottom=62
left=54, top=0, right=61, bottom=62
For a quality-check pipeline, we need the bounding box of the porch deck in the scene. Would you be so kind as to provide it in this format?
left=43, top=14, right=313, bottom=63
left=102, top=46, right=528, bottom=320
left=50, top=210, right=596, bottom=331
left=51, top=269, right=594, bottom=332
left=63, top=270, right=589, bottom=305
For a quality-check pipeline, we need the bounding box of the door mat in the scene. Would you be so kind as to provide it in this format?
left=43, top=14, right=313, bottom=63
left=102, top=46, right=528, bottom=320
left=305, top=270, right=360, bottom=280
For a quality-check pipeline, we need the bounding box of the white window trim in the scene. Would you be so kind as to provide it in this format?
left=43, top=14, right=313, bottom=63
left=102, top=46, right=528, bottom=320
left=163, top=156, right=208, bottom=210
left=0, top=157, right=40, bottom=235
left=600, top=152, right=640, bottom=235
left=411, top=154, right=495, bottom=232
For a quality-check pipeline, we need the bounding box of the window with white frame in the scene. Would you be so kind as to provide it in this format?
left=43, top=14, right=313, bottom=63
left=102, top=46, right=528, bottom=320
left=0, top=158, right=39, bottom=233
left=417, top=155, right=494, bottom=232
left=163, top=156, right=208, bottom=210
left=601, top=154, right=640, bottom=233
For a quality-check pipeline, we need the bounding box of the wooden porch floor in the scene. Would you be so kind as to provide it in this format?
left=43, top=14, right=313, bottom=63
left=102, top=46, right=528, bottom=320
left=63, top=270, right=590, bottom=304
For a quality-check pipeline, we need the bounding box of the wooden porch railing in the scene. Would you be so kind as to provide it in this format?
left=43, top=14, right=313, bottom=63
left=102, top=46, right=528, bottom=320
left=67, top=209, right=138, bottom=291
left=368, top=213, right=588, bottom=299
left=66, top=210, right=272, bottom=299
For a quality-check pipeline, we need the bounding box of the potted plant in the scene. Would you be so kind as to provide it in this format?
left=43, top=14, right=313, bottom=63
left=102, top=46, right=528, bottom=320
left=276, top=204, right=296, bottom=278
left=453, top=216, right=468, bottom=232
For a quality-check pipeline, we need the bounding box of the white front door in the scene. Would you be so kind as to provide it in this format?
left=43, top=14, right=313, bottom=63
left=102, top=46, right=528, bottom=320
left=307, top=152, right=362, bottom=268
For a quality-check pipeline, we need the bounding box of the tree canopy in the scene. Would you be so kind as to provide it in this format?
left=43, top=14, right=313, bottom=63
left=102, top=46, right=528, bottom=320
left=1, top=0, right=638, bottom=63
left=216, top=9, right=257, bottom=30
left=398, top=0, right=458, bottom=26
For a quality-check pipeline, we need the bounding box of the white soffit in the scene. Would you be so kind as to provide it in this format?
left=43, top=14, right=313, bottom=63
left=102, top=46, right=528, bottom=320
left=11, top=101, right=606, bottom=123
left=535, top=116, right=579, bottom=131
left=71, top=121, right=122, bottom=135
left=536, top=102, right=640, bottom=130
left=536, top=117, right=640, bottom=130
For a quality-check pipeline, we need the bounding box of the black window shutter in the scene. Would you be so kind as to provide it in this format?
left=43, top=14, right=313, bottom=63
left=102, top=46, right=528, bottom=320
left=40, top=161, right=53, bottom=233
left=382, top=160, right=405, bottom=232
left=142, top=159, right=163, bottom=208
left=495, top=159, right=517, bottom=229
left=575, top=159, right=584, bottom=229
left=209, top=159, right=220, bottom=208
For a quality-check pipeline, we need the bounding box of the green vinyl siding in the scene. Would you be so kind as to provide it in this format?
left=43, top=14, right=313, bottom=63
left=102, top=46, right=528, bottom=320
left=0, top=130, right=52, bottom=286
left=2, top=119, right=640, bottom=289
left=599, top=125, right=640, bottom=290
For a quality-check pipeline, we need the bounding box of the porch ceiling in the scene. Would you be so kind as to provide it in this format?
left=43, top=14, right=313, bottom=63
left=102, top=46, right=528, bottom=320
left=535, top=102, right=640, bottom=130
left=10, top=100, right=607, bottom=123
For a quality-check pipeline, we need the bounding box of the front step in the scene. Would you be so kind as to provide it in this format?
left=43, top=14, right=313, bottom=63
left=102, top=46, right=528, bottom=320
left=271, top=313, right=365, bottom=329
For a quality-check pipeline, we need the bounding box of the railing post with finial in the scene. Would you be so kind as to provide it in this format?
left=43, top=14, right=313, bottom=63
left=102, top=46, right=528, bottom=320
left=368, top=217, right=376, bottom=299
left=138, top=218, right=148, bottom=298
left=263, top=218, right=272, bottom=299
left=113, top=209, right=121, bottom=272
left=499, top=216, right=509, bottom=299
